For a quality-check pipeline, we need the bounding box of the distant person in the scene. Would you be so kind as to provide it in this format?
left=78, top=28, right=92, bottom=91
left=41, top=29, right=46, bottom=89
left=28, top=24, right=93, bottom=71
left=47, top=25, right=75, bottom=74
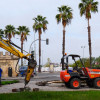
left=0, top=67, right=2, bottom=87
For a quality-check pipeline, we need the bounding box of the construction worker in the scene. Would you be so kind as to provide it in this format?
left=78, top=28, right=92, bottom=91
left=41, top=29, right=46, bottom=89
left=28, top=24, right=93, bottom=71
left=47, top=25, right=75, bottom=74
left=0, top=67, right=2, bottom=87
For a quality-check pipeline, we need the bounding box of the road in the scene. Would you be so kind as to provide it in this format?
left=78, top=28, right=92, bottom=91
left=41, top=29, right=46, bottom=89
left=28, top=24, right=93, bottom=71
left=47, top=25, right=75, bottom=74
left=1, top=72, right=100, bottom=93
left=19, top=72, right=61, bottom=82
left=2, top=72, right=61, bottom=83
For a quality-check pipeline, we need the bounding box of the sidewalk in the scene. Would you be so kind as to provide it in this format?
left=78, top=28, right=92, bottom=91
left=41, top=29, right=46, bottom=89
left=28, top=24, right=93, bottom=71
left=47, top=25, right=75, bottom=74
left=1, top=80, right=100, bottom=94
left=2, top=77, right=24, bottom=80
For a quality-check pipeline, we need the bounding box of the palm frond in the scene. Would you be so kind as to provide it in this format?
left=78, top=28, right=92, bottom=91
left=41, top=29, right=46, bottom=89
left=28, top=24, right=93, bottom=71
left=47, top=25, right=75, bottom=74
left=91, top=1, right=99, bottom=12
left=56, top=5, right=73, bottom=26
left=4, top=25, right=16, bottom=40
left=58, top=7, right=62, bottom=13
left=0, top=29, right=4, bottom=38
left=79, top=3, right=84, bottom=9
left=55, top=14, right=61, bottom=24
left=17, top=26, right=30, bottom=42
left=79, top=0, right=98, bottom=19
left=43, top=24, right=47, bottom=32
left=33, top=15, right=48, bottom=34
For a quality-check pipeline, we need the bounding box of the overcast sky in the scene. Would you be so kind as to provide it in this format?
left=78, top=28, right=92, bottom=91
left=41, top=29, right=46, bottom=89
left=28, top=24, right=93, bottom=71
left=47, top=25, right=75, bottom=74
left=0, top=0, right=100, bottom=65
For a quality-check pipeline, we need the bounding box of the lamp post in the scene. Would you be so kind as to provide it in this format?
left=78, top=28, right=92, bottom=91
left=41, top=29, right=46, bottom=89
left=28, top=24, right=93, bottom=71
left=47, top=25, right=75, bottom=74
left=29, top=38, right=49, bottom=54
left=29, top=38, right=49, bottom=72
left=81, top=46, right=85, bottom=64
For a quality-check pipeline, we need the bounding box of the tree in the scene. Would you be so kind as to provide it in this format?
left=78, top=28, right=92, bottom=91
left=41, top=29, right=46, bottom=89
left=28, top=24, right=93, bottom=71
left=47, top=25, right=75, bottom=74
left=0, top=29, right=4, bottom=39
left=56, top=5, right=73, bottom=70
left=95, top=56, right=100, bottom=65
left=79, top=0, right=98, bottom=67
left=17, top=26, right=30, bottom=66
left=4, top=25, right=16, bottom=41
left=71, top=57, right=95, bottom=68
left=33, top=15, right=48, bottom=72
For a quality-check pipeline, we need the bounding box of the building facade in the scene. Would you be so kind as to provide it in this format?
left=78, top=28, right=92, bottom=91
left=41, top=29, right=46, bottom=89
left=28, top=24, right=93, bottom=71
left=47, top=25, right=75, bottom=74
left=0, top=52, right=19, bottom=77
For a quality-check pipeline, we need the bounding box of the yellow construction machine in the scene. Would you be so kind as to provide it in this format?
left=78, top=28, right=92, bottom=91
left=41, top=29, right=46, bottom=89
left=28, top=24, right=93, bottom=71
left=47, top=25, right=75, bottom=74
left=0, top=39, right=37, bottom=87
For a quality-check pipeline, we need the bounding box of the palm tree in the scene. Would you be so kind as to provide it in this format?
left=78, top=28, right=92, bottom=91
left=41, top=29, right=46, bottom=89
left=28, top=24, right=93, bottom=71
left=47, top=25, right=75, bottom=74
left=56, top=5, right=73, bottom=70
left=17, top=26, right=30, bottom=66
left=79, top=0, right=98, bottom=67
left=33, top=15, right=48, bottom=72
left=0, top=29, right=4, bottom=39
left=4, top=25, right=16, bottom=41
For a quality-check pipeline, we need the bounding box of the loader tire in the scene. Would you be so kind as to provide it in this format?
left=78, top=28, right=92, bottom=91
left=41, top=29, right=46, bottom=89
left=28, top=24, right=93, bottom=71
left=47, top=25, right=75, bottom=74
left=70, top=78, right=81, bottom=89
left=94, top=78, right=100, bottom=89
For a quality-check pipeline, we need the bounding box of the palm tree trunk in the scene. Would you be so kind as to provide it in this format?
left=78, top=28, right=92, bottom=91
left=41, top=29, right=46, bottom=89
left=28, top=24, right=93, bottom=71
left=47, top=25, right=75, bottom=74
left=38, top=32, right=41, bottom=72
left=62, top=26, right=66, bottom=70
left=9, top=34, right=11, bottom=41
left=21, top=34, right=23, bottom=66
left=87, top=18, right=92, bottom=68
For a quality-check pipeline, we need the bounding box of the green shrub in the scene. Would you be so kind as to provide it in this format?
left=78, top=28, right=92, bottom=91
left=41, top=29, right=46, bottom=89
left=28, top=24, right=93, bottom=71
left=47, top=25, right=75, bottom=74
left=1, top=80, right=19, bottom=85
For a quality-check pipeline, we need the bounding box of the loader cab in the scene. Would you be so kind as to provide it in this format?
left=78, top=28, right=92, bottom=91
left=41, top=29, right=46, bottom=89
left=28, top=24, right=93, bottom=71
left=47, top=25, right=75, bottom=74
left=61, top=54, right=84, bottom=73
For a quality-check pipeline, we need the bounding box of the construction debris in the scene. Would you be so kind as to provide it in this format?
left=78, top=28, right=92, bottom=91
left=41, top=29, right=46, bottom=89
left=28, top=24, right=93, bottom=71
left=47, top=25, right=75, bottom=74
left=36, top=81, right=48, bottom=86
left=36, top=80, right=63, bottom=86
left=12, top=87, right=31, bottom=92
left=47, top=80, right=63, bottom=84
left=33, top=88, right=39, bottom=91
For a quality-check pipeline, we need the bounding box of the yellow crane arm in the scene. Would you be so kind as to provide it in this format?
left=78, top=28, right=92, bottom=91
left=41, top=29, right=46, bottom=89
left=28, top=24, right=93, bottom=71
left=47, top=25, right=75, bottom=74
left=0, top=39, right=31, bottom=59
left=0, top=39, right=37, bottom=86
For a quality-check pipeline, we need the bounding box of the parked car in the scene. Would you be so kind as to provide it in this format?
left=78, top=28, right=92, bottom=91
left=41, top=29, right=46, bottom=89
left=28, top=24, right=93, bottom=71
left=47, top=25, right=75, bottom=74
left=19, top=66, right=28, bottom=77
left=19, top=66, right=34, bottom=77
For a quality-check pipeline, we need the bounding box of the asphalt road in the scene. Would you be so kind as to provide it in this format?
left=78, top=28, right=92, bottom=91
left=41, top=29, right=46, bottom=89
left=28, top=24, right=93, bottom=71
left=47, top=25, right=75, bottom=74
left=19, top=72, right=61, bottom=83
left=33, top=72, right=60, bottom=80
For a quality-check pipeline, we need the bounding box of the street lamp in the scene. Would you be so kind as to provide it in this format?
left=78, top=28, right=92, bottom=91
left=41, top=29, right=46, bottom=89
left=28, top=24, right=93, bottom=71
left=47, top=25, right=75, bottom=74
left=29, top=38, right=49, bottom=54
left=29, top=38, right=49, bottom=72
left=81, top=46, right=85, bottom=64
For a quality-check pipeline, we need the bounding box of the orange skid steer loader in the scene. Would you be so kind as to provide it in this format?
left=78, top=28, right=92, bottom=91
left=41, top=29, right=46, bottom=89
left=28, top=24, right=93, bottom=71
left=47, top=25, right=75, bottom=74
left=60, top=54, right=100, bottom=89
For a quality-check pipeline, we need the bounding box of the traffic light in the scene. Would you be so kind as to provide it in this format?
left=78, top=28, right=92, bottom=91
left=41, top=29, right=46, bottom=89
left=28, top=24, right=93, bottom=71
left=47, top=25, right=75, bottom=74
left=31, top=51, right=34, bottom=55
left=46, top=38, right=49, bottom=45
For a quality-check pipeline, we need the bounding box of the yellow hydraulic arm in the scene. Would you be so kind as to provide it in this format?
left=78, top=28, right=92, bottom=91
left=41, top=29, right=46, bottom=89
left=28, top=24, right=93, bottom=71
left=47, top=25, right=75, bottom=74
left=0, top=39, right=31, bottom=59
left=0, top=39, right=37, bottom=86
